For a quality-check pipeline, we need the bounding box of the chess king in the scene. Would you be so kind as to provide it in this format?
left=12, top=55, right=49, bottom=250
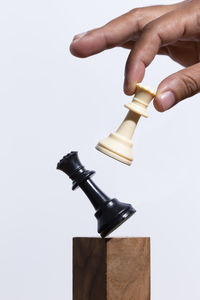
left=96, top=83, right=156, bottom=165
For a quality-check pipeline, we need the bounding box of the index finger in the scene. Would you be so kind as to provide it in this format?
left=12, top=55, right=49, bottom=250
left=69, top=5, right=174, bottom=58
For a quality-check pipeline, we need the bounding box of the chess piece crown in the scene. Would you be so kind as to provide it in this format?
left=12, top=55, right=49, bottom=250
left=96, top=83, right=156, bottom=165
left=57, top=151, right=136, bottom=237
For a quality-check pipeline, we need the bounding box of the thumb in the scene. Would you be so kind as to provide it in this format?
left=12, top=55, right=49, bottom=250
left=154, top=63, right=200, bottom=112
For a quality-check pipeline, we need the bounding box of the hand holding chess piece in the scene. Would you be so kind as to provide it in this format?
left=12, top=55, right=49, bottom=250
left=96, top=83, right=156, bottom=165
left=70, top=1, right=200, bottom=112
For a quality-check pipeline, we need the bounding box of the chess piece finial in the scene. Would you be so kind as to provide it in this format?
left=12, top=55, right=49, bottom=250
left=57, top=151, right=136, bottom=237
left=96, top=83, right=156, bottom=165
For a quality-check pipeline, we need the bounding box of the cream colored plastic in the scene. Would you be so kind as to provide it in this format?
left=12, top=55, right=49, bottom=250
left=96, top=83, right=156, bottom=165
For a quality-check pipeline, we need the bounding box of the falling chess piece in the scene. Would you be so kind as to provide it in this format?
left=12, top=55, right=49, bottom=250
left=96, top=83, right=156, bottom=165
left=57, top=151, right=136, bottom=238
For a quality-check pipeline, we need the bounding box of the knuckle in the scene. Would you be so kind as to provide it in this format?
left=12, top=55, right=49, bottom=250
left=100, top=29, right=114, bottom=49
left=129, top=7, right=142, bottom=17
left=142, top=20, right=164, bottom=46
left=181, top=73, right=199, bottom=96
left=142, top=20, right=162, bottom=44
left=129, top=8, right=146, bottom=32
left=143, top=21, right=155, bottom=33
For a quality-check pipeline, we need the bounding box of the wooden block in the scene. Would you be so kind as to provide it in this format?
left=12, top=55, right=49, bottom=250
left=73, top=237, right=150, bottom=300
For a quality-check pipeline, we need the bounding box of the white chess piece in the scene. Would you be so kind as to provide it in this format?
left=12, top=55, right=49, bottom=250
left=96, top=83, right=156, bottom=165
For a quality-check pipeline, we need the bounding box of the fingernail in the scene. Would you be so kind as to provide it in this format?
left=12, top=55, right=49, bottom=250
left=72, top=32, right=87, bottom=42
left=156, top=91, right=176, bottom=111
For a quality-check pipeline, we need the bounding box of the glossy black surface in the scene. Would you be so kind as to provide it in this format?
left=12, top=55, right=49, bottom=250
left=57, top=151, right=136, bottom=237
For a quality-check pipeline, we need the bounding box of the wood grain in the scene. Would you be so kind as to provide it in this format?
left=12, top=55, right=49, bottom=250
left=73, top=238, right=106, bottom=300
left=107, top=238, right=150, bottom=300
left=73, top=237, right=150, bottom=300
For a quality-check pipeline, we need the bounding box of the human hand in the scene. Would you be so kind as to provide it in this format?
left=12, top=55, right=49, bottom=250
left=70, top=1, right=200, bottom=112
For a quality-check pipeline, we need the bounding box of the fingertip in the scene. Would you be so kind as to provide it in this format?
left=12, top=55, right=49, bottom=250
left=153, top=91, right=176, bottom=112
left=69, top=41, right=88, bottom=58
left=153, top=98, right=165, bottom=112
left=70, top=35, right=95, bottom=58
left=70, top=32, right=89, bottom=57
left=123, top=84, right=136, bottom=96
left=123, top=78, right=137, bottom=95
left=70, top=29, right=108, bottom=58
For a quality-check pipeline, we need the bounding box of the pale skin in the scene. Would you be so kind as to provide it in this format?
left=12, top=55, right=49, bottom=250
left=70, top=0, right=200, bottom=112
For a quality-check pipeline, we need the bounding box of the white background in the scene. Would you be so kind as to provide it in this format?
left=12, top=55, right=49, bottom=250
left=1, top=0, right=200, bottom=299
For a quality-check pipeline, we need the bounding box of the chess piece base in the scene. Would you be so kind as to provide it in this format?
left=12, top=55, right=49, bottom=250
left=96, top=144, right=132, bottom=165
left=96, top=199, right=136, bottom=238
left=100, top=208, right=135, bottom=238
left=96, top=131, right=133, bottom=166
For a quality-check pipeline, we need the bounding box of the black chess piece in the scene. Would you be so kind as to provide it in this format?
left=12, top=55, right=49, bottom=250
left=57, top=151, right=136, bottom=238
